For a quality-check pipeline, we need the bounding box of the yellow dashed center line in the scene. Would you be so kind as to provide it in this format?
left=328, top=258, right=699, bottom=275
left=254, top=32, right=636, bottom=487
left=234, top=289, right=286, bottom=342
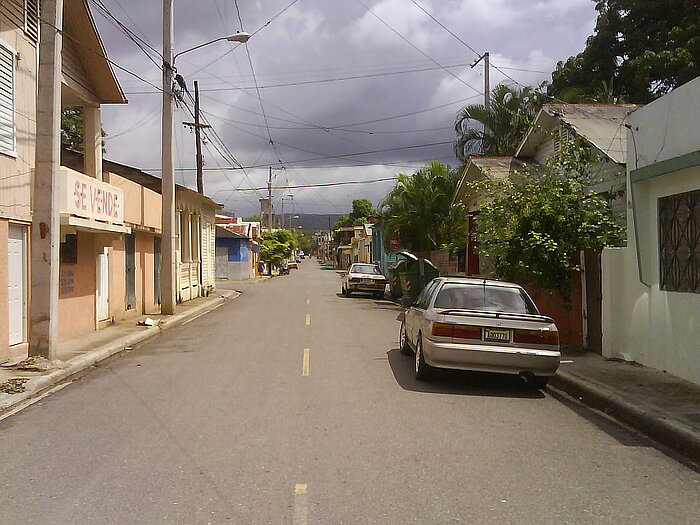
left=293, top=483, right=308, bottom=525
left=305, top=314, right=311, bottom=325
left=302, top=349, right=310, bottom=376
left=306, top=298, right=310, bottom=305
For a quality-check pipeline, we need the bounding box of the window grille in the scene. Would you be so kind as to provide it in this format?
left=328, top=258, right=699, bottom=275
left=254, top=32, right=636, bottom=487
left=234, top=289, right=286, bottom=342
left=659, top=188, right=700, bottom=293
left=25, top=0, right=40, bottom=43
left=0, top=44, right=15, bottom=153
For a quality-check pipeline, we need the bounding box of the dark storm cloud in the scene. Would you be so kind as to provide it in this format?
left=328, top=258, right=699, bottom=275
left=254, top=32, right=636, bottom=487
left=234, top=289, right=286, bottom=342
left=96, top=0, right=597, bottom=216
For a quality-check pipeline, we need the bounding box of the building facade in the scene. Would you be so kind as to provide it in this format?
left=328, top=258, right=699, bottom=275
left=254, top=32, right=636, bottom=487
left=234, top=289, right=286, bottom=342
left=1, top=0, right=126, bottom=361
left=601, top=77, right=700, bottom=384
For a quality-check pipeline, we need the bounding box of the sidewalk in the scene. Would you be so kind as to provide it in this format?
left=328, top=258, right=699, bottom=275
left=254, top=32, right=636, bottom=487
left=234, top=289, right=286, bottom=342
left=551, top=351, right=700, bottom=463
left=0, top=289, right=238, bottom=418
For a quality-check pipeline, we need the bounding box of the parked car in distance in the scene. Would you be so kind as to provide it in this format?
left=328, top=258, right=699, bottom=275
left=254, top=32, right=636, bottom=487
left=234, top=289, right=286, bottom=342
left=398, top=277, right=560, bottom=387
left=341, top=263, right=387, bottom=298
left=287, top=260, right=298, bottom=269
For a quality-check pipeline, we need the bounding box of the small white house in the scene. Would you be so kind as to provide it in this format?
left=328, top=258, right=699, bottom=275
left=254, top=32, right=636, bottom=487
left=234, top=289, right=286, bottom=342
left=601, top=77, right=700, bottom=384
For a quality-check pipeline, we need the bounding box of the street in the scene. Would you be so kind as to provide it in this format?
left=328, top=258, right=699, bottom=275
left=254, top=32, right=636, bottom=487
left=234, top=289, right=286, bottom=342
left=2, top=260, right=699, bottom=524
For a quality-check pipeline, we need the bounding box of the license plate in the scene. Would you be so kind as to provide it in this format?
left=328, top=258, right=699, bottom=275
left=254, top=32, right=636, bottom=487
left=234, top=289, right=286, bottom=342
left=362, top=279, right=374, bottom=284
left=483, top=328, right=510, bottom=342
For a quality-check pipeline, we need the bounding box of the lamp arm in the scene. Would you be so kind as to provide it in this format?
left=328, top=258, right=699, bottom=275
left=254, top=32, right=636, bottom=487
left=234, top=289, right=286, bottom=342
left=173, top=36, right=226, bottom=62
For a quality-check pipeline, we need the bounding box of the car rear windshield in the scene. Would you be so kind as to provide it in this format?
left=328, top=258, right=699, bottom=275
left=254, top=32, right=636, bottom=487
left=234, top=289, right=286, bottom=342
left=433, top=283, right=538, bottom=314
left=351, top=264, right=381, bottom=274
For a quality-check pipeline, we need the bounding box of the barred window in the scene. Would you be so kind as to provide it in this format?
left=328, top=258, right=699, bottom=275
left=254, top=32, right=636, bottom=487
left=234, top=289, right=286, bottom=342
left=659, top=188, right=700, bottom=293
left=25, top=0, right=40, bottom=43
left=0, top=43, right=15, bottom=154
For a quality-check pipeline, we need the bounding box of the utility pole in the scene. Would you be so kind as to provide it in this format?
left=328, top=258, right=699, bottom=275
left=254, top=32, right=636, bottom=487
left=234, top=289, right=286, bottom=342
left=470, top=51, right=490, bottom=110
left=183, top=80, right=211, bottom=194
left=483, top=52, right=490, bottom=110
left=161, top=0, right=176, bottom=315
left=29, top=0, right=63, bottom=358
left=470, top=51, right=490, bottom=153
left=267, top=167, right=273, bottom=232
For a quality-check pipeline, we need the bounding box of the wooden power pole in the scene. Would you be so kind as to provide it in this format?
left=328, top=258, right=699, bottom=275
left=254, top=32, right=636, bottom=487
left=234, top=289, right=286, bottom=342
left=183, top=80, right=211, bottom=194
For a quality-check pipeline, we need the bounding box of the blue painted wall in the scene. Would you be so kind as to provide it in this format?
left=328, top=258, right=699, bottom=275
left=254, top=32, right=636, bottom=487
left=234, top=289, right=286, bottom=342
left=216, top=237, right=249, bottom=262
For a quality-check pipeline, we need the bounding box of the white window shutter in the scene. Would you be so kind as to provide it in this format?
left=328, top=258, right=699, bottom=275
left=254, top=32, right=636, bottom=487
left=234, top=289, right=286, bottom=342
left=0, top=45, right=15, bottom=153
left=25, top=0, right=40, bottom=43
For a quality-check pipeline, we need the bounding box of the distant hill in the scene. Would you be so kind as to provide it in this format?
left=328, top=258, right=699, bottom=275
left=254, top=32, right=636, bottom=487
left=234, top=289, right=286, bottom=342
left=293, top=214, right=343, bottom=231
left=237, top=213, right=344, bottom=231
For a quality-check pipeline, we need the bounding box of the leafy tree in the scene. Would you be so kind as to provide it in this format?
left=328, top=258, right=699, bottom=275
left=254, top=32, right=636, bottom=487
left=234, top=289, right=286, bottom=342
left=380, top=161, right=468, bottom=253
left=61, top=106, right=108, bottom=152
left=259, top=239, right=288, bottom=269
left=548, top=0, right=699, bottom=103
left=454, top=83, right=544, bottom=162
left=468, top=138, right=623, bottom=298
left=245, top=214, right=263, bottom=223
left=333, top=199, right=376, bottom=230
left=259, top=229, right=298, bottom=269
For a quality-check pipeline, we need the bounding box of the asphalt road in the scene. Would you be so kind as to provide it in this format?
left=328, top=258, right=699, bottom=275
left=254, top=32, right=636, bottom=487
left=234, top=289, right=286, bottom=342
left=2, top=260, right=699, bottom=524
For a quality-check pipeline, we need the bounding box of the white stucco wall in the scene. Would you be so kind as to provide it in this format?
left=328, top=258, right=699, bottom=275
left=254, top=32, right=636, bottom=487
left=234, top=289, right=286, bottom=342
left=601, top=77, right=700, bottom=385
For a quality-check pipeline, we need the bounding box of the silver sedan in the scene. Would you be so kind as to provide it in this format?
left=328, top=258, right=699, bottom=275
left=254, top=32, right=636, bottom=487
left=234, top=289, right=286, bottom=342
left=341, top=263, right=387, bottom=298
left=398, top=277, right=560, bottom=387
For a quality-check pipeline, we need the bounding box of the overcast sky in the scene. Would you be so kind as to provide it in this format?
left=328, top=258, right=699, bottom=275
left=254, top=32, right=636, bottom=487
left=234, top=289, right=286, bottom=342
left=94, top=0, right=598, bottom=218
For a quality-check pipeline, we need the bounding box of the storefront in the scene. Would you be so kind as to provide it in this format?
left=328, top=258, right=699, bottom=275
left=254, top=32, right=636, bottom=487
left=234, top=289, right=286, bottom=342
left=57, top=167, right=130, bottom=341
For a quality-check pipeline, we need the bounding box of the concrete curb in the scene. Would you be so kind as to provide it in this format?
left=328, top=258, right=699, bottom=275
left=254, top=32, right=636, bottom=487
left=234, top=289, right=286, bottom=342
left=550, top=369, right=700, bottom=463
left=0, top=290, right=239, bottom=418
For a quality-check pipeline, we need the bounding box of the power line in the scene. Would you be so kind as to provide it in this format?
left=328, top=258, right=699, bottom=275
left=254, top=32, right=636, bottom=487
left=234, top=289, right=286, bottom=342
left=408, top=0, right=481, bottom=58
left=217, top=176, right=398, bottom=193
left=187, top=0, right=301, bottom=77
left=38, top=12, right=163, bottom=94
left=199, top=92, right=479, bottom=131
left=353, top=0, right=482, bottom=96
left=145, top=139, right=453, bottom=171
left=90, top=0, right=163, bottom=70
left=123, top=59, right=481, bottom=94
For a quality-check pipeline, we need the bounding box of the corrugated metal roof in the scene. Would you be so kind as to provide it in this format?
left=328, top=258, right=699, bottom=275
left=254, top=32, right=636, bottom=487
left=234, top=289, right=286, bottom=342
left=517, top=104, right=640, bottom=164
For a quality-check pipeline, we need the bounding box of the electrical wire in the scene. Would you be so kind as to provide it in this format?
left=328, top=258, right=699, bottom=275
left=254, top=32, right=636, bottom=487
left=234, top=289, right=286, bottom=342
left=123, top=59, right=480, bottom=94
left=187, top=0, right=301, bottom=77
left=216, top=176, right=398, bottom=193
left=353, top=0, right=482, bottom=96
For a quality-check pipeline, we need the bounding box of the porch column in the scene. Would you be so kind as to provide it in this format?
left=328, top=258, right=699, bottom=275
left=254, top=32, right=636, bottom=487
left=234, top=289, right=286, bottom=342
left=83, top=105, right=103, bottom=181
left=29, top=0, right=63, bottom=359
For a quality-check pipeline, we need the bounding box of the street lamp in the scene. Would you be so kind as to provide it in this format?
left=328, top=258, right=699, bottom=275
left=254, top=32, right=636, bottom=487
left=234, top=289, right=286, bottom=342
left=174, top=32, right=251, bottom=61
left=161, top=1, right=249, bottom=314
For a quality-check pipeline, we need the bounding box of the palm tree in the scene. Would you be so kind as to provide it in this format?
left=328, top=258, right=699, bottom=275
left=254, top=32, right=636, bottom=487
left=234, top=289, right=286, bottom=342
left=454, top=83, right=542, bottom=162
left=380, top=162, right=466, bottom=252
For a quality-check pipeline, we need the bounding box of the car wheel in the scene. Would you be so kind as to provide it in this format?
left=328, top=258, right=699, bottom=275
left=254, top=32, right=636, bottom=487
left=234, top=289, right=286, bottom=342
left=415, top=334, right=431, bottom=381
left=375, top=291, right=384, bottom=299
left=344, top=287, right=351, bottom=297
left=399, top=321, right=412, bottom=355
left=530, top=376, right=549, bottom=389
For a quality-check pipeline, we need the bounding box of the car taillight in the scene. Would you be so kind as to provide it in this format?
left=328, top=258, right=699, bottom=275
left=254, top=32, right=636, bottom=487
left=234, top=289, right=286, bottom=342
left=431, top=322, right=453, bottom=337
left=431, top=323, right=482, bottom=340
left=513, top=329, right=559, bottom=346
left=452, top=324, right=482, bottom=340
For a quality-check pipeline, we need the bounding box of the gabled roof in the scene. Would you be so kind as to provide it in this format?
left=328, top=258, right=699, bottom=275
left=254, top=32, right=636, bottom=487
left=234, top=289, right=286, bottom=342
left=64, top=0, right=126, bottom=104
left=216, top=225, right=248, bottom=239
left=452, top=157, right=536, bottom=205
left=516, top=104, right=640, bottom=164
